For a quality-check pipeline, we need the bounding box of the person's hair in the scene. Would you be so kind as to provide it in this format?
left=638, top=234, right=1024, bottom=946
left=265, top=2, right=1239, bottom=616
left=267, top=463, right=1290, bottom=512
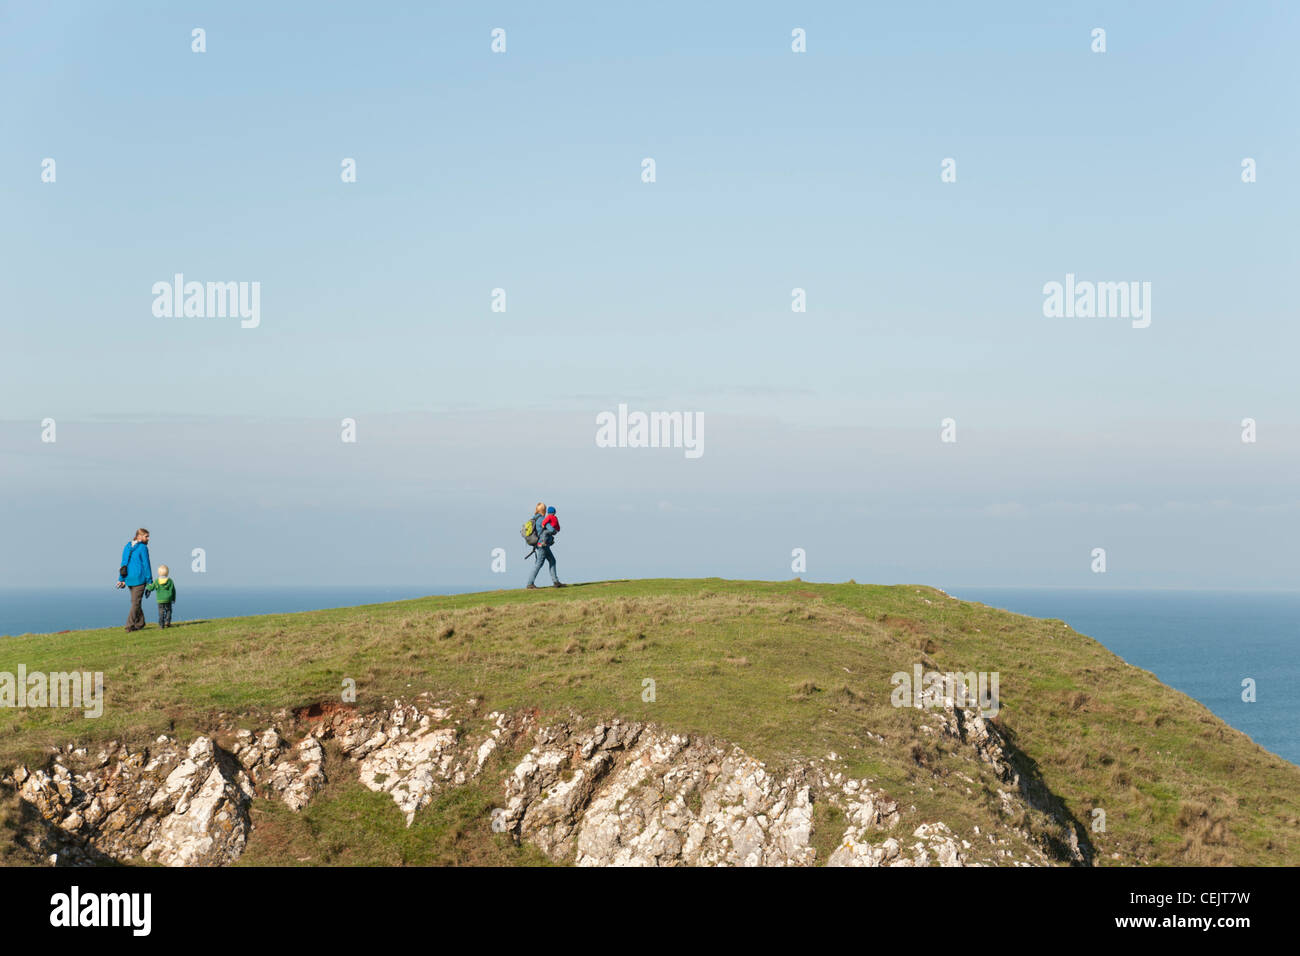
left=135, top=528, right=150, bottom=540
left=535, top=502, right=546, bottom=514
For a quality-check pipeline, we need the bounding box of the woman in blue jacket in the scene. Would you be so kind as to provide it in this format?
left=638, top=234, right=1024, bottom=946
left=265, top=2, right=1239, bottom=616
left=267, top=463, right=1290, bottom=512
left=117, top=528, right=153, bottom=632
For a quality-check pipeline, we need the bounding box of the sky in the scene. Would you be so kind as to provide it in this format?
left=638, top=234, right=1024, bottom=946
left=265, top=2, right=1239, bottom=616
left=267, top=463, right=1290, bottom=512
left=1, top=1, right=1297, bottom=590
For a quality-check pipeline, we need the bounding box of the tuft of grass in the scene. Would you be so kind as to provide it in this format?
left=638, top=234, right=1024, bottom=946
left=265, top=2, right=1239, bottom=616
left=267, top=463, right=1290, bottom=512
left=791, top=680, right=821, bottom=699
left=810, top=801, right=848, bottom=865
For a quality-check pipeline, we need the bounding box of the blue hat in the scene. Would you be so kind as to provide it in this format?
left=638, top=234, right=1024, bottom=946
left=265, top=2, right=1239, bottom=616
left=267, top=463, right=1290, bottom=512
left=547, top=506, right=556, bottom=514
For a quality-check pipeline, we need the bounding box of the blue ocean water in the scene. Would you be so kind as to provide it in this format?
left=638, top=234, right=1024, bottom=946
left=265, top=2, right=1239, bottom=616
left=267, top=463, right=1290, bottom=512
left=0, top=586, right=469, bottom=637
left=949, top=588, right=1299, bottom=767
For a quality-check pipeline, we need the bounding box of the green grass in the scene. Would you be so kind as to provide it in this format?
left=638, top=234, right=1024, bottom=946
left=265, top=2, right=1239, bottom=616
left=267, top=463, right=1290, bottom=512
left=2, top=577, right=1298, bottom=866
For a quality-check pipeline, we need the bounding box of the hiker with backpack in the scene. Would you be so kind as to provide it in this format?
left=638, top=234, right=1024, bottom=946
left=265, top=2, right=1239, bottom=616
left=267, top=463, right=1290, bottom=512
left=522, top=502, right=565, bottom=589
left=115, top=528, right=153, bottom=632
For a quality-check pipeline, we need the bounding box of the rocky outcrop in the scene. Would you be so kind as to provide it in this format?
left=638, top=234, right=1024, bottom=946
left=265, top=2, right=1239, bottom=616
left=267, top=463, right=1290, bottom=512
left=3, top=696, right=1082, bottom=867
left=234, top=729, right=326, bottom=812
left=501, top=720, right=821, bottom=866
left=824, top=779, right=906, bottom=867
left=928, top=697, right=1093, bottom=866
left=8, top=735, right=254, bottom=866
left=140, top=737, right=254, bottom=866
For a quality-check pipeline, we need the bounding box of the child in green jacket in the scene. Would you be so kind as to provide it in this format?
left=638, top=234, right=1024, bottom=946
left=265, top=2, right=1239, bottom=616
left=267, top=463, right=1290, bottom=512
left=145, top=565, right=177, bottom=628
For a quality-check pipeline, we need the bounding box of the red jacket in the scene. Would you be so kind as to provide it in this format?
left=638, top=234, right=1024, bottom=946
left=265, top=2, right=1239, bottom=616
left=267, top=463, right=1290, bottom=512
left=537, top=513, right=560, bottom=545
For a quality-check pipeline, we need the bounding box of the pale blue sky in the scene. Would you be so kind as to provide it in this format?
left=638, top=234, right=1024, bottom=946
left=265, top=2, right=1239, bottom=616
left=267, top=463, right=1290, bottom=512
left=1, top=2, right=1297, bottom=590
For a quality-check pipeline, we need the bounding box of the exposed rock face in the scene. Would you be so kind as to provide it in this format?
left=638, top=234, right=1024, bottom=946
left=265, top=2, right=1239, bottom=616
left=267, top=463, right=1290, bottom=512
left=300, top=702, right=533, bottom=825
left=3, top=696, right=1084, bottom=868
left=8, top=735, right=254, bottom=866
left=502, top=720, right=822, bottom=866
left=824, top=780, right=906, bottom=867
left=142, top=738, right=254, bottom=866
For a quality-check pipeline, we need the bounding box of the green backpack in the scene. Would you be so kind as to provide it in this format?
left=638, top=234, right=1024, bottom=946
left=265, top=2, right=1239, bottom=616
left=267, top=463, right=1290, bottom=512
left=521, top=516, right=541, bottom=547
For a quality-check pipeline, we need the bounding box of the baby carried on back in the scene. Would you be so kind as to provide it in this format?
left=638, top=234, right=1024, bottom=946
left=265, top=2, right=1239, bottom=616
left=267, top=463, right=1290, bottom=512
left=522, top=502, right=564, bottom=589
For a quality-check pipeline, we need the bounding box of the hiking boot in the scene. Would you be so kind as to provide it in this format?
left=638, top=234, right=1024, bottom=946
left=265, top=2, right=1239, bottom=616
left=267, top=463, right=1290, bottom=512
left=553, top=582, right=567, bottom=588
left=526, top=583, right=538, bottom=589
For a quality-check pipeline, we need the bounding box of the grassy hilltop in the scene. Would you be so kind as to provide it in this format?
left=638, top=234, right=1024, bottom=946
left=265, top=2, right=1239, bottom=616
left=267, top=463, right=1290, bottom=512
left=2, top=578, right=1298, bottom=866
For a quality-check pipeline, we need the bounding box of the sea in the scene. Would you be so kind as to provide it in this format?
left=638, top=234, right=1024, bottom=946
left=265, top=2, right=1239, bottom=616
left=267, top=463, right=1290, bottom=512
left=2, top=585, right=1295, bottom=766
left=949, top=588, right=1298, bottom=767
left=0, top=587, right=456, bottom=638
